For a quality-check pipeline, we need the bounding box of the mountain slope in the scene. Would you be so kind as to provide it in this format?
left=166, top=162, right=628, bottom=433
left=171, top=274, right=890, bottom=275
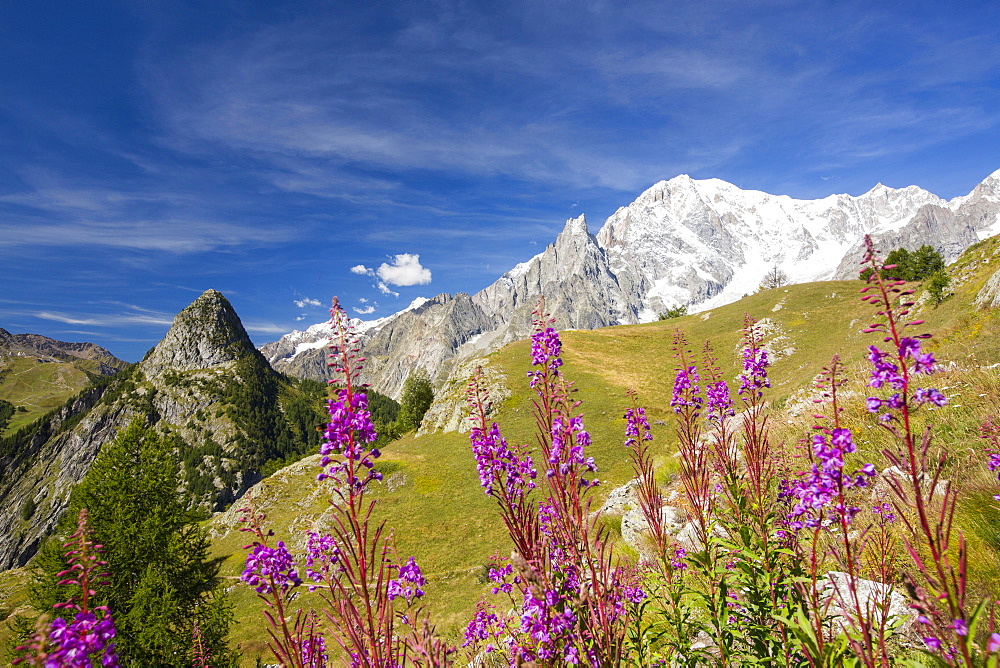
left=0, top=330, right=128, bottom=434
left=209, top=234, right=1000, bottom=658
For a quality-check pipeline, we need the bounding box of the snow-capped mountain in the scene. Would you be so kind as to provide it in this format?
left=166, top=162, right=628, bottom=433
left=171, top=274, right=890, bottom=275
left=263, top=169, right=1000, bottom=397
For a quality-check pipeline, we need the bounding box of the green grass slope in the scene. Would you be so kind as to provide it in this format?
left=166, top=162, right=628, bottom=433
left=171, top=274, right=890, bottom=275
left=197, top=236, right=1000, bottom=662
left=0, top=358, right=97, bottom=434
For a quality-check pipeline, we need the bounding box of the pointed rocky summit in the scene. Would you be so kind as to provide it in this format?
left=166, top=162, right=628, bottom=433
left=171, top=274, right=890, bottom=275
left=140, top=289, right=257, bottom=377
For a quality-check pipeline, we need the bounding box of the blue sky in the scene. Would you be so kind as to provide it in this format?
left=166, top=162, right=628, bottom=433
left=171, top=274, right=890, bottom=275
left=2, top=0, right=999, bottom=361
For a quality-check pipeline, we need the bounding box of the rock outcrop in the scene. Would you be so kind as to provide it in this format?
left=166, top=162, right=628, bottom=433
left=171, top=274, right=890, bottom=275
left=140, top=289, right=257, bottom=377
left=976, top=267, right=1000, bottom=309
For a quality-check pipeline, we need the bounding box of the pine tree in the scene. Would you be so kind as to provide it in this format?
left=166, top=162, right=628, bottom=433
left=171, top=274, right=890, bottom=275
left=911, top=244, right=946, bottom=280
left=27, top=420, right=234, bottom=666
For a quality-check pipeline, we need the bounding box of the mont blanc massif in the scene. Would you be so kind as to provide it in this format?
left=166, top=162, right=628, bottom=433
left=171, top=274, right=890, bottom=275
left=263, top=170, right=1000, bottom=398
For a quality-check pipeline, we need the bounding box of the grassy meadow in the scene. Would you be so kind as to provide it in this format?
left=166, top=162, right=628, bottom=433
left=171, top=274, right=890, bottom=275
left=4, top=235, right=1000, bottom=662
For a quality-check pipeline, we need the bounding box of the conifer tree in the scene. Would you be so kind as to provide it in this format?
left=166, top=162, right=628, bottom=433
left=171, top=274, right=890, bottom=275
left=397, top=368, right=434, bottom=431
left=27, top=420, right=234, bottom=666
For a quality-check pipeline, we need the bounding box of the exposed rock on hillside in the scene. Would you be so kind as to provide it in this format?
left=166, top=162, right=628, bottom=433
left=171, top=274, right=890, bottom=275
left=418, top=357, right=510, bottom=435
left=141, top=289, right=257, bottom=377
left=976, top=267, right=1000, bottom=309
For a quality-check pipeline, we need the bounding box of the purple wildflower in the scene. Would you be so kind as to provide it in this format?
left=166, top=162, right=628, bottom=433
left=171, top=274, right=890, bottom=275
left=547, top=416, right=598, bottom=485
left=624, top=407, right=653, bottom=447
left=924, top=636, right=942, bottom=651
left=519, top=588, right=579, bottom=663
left=671, top=366, right=703, bottom=414
left=988, top=633, right=1000, bottom=653
left=464, top=606, right=502, bottom=648
left=872, top=502, right=896, bottom=525
left=868, top=346, right=905, bottom=389
left=241, top=541, right=301, bottom=594
left=951, top=618, right=969, bottom=636
left=471, top=422, right=537, bottom=498
left=706, top=380, right=734, bottom=420
left=670, top=546, right=688, bottom=571
left=387, top=556, right=426, bottom=603
left=304, top=532, right=342, bottom=590
left=866, top=397, right=882, bottom=412
left=45, top=612, right=119, bottom=667
left=530, top=327, right=563, bottom=369
left=739, top=345, right=771, bottom=398
left=300, top=631, right=328, bottom=667
left=913, top=387, right=948, bottom=407
left=784, top=428, right=876, bottom=529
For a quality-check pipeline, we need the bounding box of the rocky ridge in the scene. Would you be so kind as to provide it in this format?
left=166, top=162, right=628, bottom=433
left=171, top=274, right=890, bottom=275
left=0, top=329, right=127, bottom=376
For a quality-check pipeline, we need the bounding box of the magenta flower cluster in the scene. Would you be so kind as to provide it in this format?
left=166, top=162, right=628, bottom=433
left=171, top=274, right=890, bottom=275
left=988, top=452, right=1000, bottom=501
left=304, top=531, right=342, bottom=591
left=471, top=422, right=537, bottom=498
left=530, top=327, right=563, bottom=370
left=548, top=416, right=598, bottom=484
left=44, top=612, right=119, bottom=667
left=670, top=546, right=688, bottom=571
left=784, top=428, right=876, bottom=529
left=624, top=407, right=653, bottom=447
left=866, top=338, right=947, bottom=420
left=241, top=541, right=302, bottom=594
left=706, top=380, right=734, bottom=420
left=670, top=365, right=702, bottom=415
left=300, top=632, right=328, bottom=667
left=387, top=556, right=426, bottom=603
left=518, top=588, right=581, bottom=665
left=739, top=345, right=771, bottom=398
left=318, top=388, right=381, bottom=486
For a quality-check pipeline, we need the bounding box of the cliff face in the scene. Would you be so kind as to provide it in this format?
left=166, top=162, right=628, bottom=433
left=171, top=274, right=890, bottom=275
left=0, top=290, right=304, bottom=570
left=0, top=383, right=134, bottom=569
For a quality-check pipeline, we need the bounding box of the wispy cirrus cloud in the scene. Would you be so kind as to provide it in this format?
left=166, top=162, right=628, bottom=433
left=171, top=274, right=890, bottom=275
left=32, top=308, right=175, bottom=328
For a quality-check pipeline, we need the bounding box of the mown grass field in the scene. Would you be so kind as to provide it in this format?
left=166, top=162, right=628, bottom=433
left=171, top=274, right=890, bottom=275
left=4, top=235, right=1000, bottom=663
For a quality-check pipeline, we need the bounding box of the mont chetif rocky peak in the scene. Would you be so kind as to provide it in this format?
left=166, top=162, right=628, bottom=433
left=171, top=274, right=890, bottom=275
left=0, top=289, right=328, bottom=570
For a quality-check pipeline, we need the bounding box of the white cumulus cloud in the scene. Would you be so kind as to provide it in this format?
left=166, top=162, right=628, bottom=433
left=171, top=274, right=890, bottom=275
left=376, top=253, right=431, bottom=286
left=353, top=305, right=375, bottom=315
left=294, top=297, right=322, bottom=308
left=350, top=264, right=370, bottom=275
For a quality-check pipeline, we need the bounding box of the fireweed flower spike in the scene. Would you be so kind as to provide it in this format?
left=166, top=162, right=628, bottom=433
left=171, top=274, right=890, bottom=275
left=860, top=236, right=977, bottom=665
left=236, top=298, right=452, bottom=667
left=242, top=541, right=302, bottom=594
left=624, top=393, right=671, bottom=567
left=14, top=510, right=119, bottom=667
left=463, top=300, right=638, bottom=666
